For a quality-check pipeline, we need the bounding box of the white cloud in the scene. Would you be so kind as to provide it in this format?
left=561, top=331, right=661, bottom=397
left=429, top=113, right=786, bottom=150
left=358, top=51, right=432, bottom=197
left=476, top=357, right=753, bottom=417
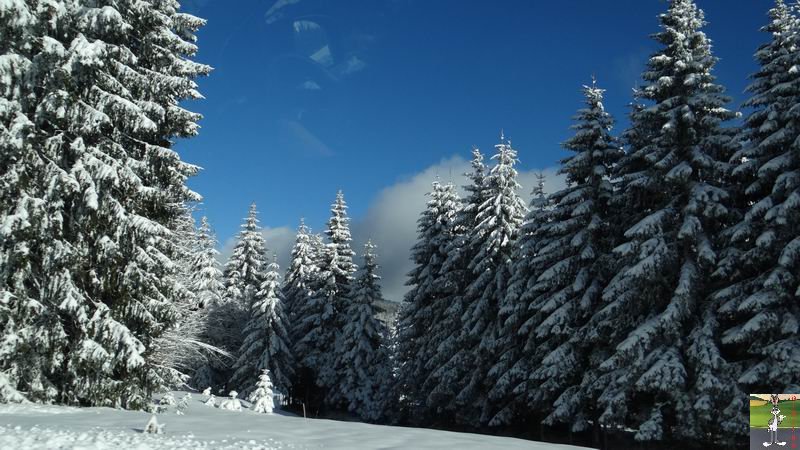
left=265, top=0, right=301, bottom=24
left=337, top=55, right=366, bottom=76
left=351, top=155, right=566, bottom=304
left=350, top=156, right=465, bottom=303
left=293, top=20, right=320, bottom=33
left=310, top=45, right=333, bottom=67
left=299, top=80, right=321, bottom=90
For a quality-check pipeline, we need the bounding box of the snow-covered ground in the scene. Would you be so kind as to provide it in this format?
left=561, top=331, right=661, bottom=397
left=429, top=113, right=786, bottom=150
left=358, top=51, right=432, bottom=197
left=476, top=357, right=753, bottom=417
left=0, top=392, right=591, bottom=449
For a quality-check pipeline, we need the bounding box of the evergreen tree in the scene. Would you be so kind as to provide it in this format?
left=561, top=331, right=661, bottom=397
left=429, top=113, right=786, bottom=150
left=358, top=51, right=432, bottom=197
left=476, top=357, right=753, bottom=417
left=425, top=148, right=487, bottom=420
left=578, top=0, right=736, bottom=442
left=489, top=171, right=553, bottom=427
left=283, top=219, right=316, bottom=322
left=0, top=0, right=209, bottom=407
left=395, top=180, right=461, bottom=421
left=190, top=217, right=225, bottom=310
left=491, top=82, right=623, bottom=432
left=219, top=204, right=269, bottom=358
left=531, top=172, right=548, bottom=209
left=249, top=369, right=276, bottom=414
left=451, top=135, right=526, bottom=426
left=292, top=243, right=339, bottom=405
left=325, top=191, right=357, bottom=319
left=190, top=216, right=228, bottom=389
left=229, top=256, right=294, bottom=396
left=299, top=191, right=358, bottom=405
left=172, top=204, right=200, bottom=307
left=330, top=241, right=391, bottom=421
left=713, top=0, right=800, bottom=437
left=287, top=228, right=324, bottom=404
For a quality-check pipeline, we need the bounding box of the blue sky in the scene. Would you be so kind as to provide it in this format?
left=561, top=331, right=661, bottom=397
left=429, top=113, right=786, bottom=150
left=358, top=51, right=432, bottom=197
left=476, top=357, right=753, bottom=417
left=176, top=0, right=769, bottom=301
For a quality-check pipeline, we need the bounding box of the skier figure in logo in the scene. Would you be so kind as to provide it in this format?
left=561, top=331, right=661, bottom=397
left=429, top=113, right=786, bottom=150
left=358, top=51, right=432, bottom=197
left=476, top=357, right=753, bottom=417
left=764, top=394, right=786, bottom=447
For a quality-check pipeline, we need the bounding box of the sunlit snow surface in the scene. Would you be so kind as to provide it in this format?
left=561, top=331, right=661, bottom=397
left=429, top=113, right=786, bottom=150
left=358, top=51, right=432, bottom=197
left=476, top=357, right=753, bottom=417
left=0, top=391, right=590, bottom=449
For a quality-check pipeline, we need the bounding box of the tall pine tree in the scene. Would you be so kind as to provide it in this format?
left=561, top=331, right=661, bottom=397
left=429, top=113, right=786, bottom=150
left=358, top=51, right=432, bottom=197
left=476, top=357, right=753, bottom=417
left=229, top=256, right=294, bottom=397
left=489, top=170, right=553, bottom=427
left=0, top=0, right=210, bottom=407
left=425, top=149, right=487, bottom=421
left=331, top=241, right=391, bottom=421
left=188, top=217, right=226, bottom=390
left=395, top=180, right=460, bottom=421
left=218, top=204, right=269, bottom=375
left=425, top=148, right=487, bottom=423
left=316, top=191, right=358, bottom=401
left=325, top=191, right=357, bottom=318
left=283, top=219, right=316, bottom=323
left=492, top=82, right=623, bottom=434
left=293, top=242, right=340, bottom=408
left=440, top=136, right=527, bottom=426
left=713, top=0, right=800, bottom=437
left=580, top=0, right=736, bottom=442
left=190, top=217, right=225, bottom=310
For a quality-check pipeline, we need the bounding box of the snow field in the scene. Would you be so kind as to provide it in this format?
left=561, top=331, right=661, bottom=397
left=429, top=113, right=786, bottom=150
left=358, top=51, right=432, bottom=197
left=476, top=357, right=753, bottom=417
left=0, top=391, right=591, bottom=449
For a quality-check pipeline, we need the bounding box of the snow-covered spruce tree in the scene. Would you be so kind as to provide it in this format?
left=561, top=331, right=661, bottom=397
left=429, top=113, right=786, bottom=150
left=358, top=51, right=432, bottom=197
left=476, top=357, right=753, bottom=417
left=283, top=219, right=316, bottom=323
left=249, top=369, right=276, bottom=414
left=424, top=149, right=487, bottom=421
left=229, top=256, right=294, bottom=397
left=291, top=242, right=339, bottom=406
left=188, top=216, right=228, bottom=389
left=287, top=229, right=324, bottom=403
left=0, top=0, right=66, bottom=401
left=315, top=191, right=358, bottom=401
left=325, top=191, right=357, bottom=317
left=490, top=82, right=623, bottom=432
left=531, top=172, right=548, bottom=209
left=330, top=241, right=391, bottom=421
left=0, top=1, right=43, bottom=404
left=150, top=204, right=213, bottom=381
left=191, top=217, right=225, bottom=310
left=712, top=0, right=800, bottom=436
left=576, top=0, right=736, bottom=442
left=488, top=170, right=553, bottom=427
left=395, top=180, right=461, bottom=422
left=172, top=204, right=200, bottom=298
left=438, top=136, right=527, bottom=427
left=218, top=204, right=269, bottom=365
left=0, top=1, right=210, bottom=407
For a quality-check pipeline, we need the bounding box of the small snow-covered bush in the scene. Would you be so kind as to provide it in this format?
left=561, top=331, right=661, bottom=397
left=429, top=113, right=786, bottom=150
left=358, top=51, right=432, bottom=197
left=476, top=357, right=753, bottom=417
left=219, top=391, right=242, bottom=411
left=248, top=369, right=275, bottom=414
left=204, top=394, right=216, bottom=407
left=177, top=393, right=191, bottom=415
left=159, top=392, right=176, bottom=406
left=144, top=415, right=164, bottom=434
left=0, top=373, right=29, bottom=404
